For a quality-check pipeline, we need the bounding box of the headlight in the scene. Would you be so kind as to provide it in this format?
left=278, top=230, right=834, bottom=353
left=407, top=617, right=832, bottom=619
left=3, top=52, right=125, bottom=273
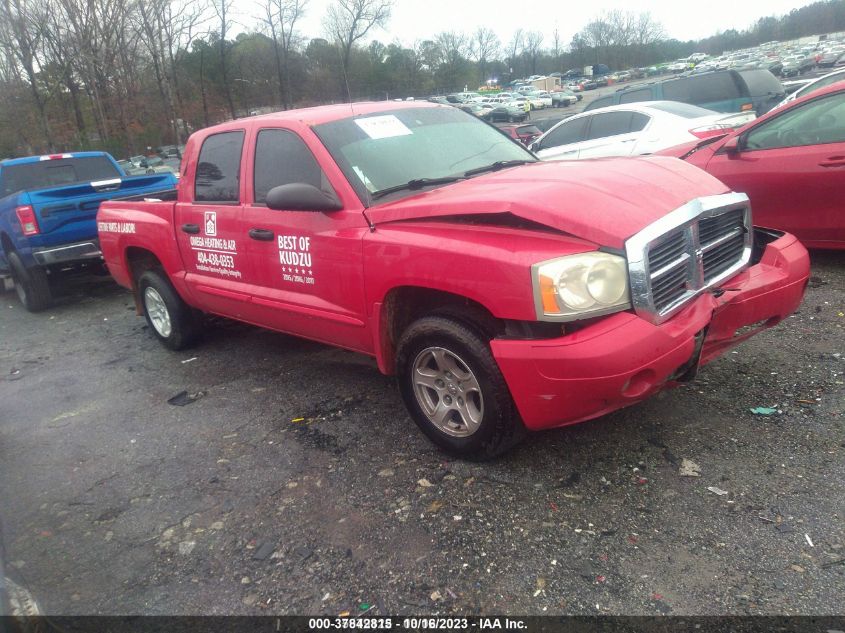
left=532, top=252, right=631, bottom=321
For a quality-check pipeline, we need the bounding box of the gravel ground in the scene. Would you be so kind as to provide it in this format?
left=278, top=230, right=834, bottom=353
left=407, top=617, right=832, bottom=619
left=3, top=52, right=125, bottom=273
left=0, top=250, right=844, bottom=616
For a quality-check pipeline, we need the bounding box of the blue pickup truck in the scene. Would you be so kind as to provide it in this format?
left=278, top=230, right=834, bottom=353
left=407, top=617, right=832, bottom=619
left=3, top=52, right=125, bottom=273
left=0, top=151, right=177, bottom=311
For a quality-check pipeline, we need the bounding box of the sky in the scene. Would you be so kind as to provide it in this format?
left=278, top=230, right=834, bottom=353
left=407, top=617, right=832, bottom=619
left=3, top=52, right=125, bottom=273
left=233, top=0, right=819, bottom=48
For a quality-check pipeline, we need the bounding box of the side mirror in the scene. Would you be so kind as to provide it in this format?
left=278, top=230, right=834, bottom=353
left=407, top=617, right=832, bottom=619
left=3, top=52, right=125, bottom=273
left=266, top=183, right=342, bottom=212
left=722, top=136, right=742, bottom=154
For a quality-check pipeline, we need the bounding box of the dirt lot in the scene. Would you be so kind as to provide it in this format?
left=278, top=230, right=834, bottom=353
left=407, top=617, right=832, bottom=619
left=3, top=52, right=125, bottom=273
left=1, top=247, right=844, bottom=616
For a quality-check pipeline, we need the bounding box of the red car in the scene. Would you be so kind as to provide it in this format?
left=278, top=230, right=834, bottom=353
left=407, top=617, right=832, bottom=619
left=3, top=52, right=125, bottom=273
left=498, top=123, right=542, bottom=145
left=98, top=101, right=808, bottom=459
left=659, top=82, right=845, bottom=249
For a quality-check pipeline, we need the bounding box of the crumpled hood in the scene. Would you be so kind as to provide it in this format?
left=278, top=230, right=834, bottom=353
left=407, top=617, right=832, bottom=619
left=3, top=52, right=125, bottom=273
left=364, top=156, right=731, bottom=249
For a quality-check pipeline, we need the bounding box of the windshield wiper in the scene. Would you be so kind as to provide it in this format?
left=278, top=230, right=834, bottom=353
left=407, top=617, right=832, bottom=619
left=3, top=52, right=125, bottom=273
left=463, top=159, right=534, bottom=178
left=370, top=176, right=466, bottom=200
left=680, top=134, right=729, bottom=160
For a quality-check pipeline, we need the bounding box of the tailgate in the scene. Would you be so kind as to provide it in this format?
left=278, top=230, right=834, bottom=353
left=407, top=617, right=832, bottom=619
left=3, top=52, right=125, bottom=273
left=27, top=173, right=176, bottom=247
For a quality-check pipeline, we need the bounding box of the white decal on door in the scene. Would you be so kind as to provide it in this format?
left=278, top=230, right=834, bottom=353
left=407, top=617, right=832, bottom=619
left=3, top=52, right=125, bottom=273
left=204, top=211, right=217, bottom=236
left=278, top=234, right=315, bottom=285
left=189, top=234, right=240, bottom=278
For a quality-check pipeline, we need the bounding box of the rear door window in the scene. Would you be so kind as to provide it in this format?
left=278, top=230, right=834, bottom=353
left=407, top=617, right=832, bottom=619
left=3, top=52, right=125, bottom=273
left=586, top=112, right=645, bottom=139
left=664, top=73, right=743, bottom=106
left=540, top=117, right=589, bottom=148
left=195, top=130, right=245, bottom=203
left=661, top=78, right=692, bottom=102
left=584, top=96, right=614, bottom=111
left=253, top=129, right=329, bottom=204
left=619, top=88, right=654, bottom=104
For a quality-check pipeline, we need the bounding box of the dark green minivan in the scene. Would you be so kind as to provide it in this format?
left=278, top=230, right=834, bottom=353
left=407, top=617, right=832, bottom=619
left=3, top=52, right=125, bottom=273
left=585, top=70, right=785, bottom=116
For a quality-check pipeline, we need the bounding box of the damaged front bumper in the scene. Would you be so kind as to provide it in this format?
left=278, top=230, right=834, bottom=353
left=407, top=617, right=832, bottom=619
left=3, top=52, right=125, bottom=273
left=491, top=229, right=810, bottom=431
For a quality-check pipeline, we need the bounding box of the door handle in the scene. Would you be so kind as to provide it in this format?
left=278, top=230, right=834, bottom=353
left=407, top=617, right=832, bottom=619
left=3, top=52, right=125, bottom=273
left=249, top=228, right=275, bottom=241
left=181, top=223, right=200, bottom=234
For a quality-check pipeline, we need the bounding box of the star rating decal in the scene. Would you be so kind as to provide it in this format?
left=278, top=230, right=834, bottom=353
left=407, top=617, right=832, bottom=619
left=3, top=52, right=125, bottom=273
left=281, top=267, right=313, bottom=276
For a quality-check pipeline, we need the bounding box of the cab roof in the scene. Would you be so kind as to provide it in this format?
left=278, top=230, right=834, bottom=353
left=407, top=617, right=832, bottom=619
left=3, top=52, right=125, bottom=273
left=218, top=100, right=444, bottom=129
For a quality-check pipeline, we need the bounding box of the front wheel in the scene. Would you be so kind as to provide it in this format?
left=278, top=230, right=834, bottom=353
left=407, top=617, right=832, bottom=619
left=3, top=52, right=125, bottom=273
left=138, top=270, right=201, bottom=350
left=8, top=251, right=51, bottom=312
left=396, top=316, right=525, bottom=460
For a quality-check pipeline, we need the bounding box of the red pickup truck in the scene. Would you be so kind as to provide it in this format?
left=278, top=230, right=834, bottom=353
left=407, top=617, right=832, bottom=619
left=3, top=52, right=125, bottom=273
left=98, top=102, right=810, bottom=459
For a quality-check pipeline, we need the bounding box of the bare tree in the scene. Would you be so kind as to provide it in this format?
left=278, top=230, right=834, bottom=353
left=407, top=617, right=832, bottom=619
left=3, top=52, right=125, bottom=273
left=323, top=0, right=391, bottom=100
left=576, top=10, right=665, bottom=68
left=506, top=28, right=523, bottom=77
left=40, top=0, right=88, bottom=145
left=471, top=27, right=499, bottom=84
left=523, top=30, right=543, bottom=75
left=0, top=0, right=54, bottom=150
left=54, top=0, right=134, bottom=144
left=257, top=0, right=307, bottom=109
left=160, top=0, right=208, bottom=140
left=211, top=0, right=237, bottom=118
left=551, top=27, right=562, bottom=72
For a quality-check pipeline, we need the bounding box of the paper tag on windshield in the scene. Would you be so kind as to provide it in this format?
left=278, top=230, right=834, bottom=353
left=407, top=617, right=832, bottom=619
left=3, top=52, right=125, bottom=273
left=355, top=115, right=412, bottom=140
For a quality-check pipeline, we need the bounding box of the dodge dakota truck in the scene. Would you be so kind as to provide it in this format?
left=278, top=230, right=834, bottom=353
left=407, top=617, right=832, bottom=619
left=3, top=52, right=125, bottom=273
left=0, top=152, right=177, bottom=311
left=98, top=102, right=810, bottom=459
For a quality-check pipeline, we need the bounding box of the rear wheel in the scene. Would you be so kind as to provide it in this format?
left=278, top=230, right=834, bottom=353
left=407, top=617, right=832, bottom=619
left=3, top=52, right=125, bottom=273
left=138, top=270, right=201, bottom=350
left=8, top=251, right=51, bottom=312
left=396, top=316, right=526, bottom=460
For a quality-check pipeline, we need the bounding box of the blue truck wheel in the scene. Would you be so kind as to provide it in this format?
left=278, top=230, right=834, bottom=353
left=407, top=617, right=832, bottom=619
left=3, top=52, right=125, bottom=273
left=8, top=251, right=51, bottom=312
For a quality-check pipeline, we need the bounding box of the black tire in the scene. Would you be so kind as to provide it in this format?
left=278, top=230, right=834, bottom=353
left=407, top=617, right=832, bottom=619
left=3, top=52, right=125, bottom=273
left=138, top=269, right=201, bottom=350
left=7, top=251, right=51, bottom=312
left=396, top=316, right=526, bottom=460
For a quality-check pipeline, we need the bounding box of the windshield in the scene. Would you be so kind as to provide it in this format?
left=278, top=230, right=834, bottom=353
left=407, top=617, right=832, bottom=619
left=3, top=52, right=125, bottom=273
left=313, top=106, right=535, bottom=204
left=0, top=156, right=121, bottom=196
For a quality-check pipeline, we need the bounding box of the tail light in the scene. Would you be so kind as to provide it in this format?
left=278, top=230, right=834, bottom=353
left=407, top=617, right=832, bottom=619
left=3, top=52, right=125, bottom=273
left=16, top=205, right=39, bottom=236
left=741, top=103, right=754, bottom=112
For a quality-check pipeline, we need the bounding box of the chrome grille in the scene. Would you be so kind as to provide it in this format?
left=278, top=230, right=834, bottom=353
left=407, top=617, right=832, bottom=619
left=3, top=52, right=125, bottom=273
left=626, top=193, right=752, bottom=324
left=700, top=208, right=746, bottom=281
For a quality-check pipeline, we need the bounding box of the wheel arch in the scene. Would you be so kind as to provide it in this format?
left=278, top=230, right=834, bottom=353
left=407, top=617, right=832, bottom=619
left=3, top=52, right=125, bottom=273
left=373, top=286, right=503, bottom=375
left=1, top=232, right=15, bottom=256
left=125, top=247, right=165, bottom=314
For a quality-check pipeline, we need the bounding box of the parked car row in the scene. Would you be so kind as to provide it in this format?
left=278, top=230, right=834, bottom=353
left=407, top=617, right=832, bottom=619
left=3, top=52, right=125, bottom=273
left=429, top=87, right=578, bottom=124
left=669, top=36, right=845, bottom=79
left=118, top=154, right=182, bottom=177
